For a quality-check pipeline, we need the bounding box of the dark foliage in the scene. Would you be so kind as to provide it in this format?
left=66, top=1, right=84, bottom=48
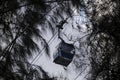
left=82, top=0, right=120, bottom=80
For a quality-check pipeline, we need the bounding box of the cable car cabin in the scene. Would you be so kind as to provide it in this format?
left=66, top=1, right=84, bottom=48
left=53, top=41, right=75, bottom=67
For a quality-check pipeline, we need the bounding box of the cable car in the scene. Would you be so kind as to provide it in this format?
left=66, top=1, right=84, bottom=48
left=53, top=41, right=75, bottom=67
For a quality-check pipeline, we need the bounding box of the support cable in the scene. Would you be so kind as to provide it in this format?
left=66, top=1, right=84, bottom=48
left=31, top=9, right=76, bottom=64
left=73, top=65, right=89, bottom=80
left=31, top=17, right=70, bottom=64
left=31, top=31, right=58, bottom=64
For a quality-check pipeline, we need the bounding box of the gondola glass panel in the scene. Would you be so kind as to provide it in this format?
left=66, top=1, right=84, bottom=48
left=53, top=41, right=75, bottom=67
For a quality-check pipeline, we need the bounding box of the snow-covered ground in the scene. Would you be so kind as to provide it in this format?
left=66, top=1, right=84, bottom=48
left=30, top=11, right=92, bottom=80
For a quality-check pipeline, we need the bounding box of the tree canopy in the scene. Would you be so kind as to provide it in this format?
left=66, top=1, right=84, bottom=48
left=0, top=0, right=120, bottom=80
